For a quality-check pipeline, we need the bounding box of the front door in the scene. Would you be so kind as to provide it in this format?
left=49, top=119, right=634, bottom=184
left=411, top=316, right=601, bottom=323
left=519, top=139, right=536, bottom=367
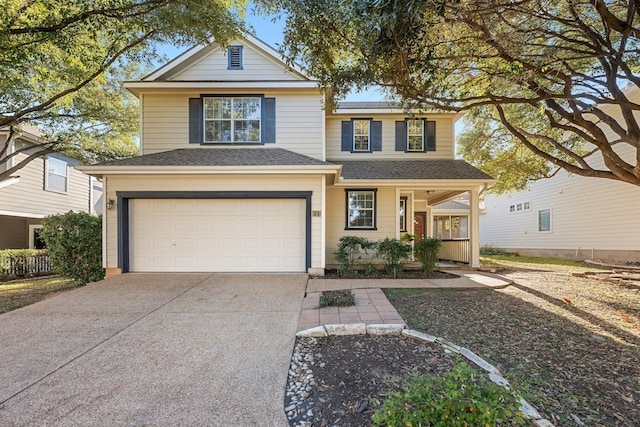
left=414, top=212, right=426, bottom=243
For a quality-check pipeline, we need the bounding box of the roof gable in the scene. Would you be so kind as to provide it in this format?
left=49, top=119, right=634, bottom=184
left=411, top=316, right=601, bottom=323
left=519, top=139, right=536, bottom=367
left=144, top=34, right=309, bottom=82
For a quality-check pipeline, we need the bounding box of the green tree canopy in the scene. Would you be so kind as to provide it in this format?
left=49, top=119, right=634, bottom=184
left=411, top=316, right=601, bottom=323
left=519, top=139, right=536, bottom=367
left=1, top=0, right=246, bottom=182
left=265, top=0, right=640, bottom=191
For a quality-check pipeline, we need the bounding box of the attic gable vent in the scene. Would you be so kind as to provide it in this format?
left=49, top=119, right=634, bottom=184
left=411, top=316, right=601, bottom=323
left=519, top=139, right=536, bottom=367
left=227, top=45, right=243, bottom=70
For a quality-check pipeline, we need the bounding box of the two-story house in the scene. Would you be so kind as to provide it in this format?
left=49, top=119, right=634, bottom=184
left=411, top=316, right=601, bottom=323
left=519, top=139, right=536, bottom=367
left=0, top=124, right=102, bottom=249
left=79, top=35, right=494, bottom=276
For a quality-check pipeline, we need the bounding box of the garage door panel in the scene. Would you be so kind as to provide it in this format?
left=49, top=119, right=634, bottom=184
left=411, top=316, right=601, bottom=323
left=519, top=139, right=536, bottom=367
left=130, top=199, right=305, bottom=272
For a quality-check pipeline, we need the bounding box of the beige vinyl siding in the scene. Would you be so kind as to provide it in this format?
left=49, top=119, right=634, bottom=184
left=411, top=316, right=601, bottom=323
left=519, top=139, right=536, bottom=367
left=140, top=91, right=323, bottom=159
left=325, top=186, right=397, bottom=265
left=0, top=150, right=91, bottom=217
left=0, top=217, right=28, bottom=248
left=103, top=175, right=324, bottom=270
left=325, top=115, right=455, bottom=160
left=169, top=41, right=304, bottom=82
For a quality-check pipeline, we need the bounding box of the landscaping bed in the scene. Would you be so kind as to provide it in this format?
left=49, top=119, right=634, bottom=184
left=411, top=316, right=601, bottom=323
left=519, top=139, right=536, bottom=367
left=321, top=268, right=459, bottom=280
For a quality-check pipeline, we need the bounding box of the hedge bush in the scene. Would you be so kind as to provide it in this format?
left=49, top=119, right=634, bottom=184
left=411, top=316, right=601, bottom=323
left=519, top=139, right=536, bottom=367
left=414, top=238, right=442, bottom=273
left=40, top=211, right=103, bottom=285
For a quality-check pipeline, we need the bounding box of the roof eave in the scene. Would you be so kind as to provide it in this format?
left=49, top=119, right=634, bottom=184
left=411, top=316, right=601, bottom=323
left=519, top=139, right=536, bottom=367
left=333, top=178, right=496, bottom=189
left=76, top=164, right=341, bottom=178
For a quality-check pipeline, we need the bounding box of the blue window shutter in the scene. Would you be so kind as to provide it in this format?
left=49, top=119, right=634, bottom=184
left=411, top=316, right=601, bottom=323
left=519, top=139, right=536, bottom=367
left=341, top=121, right=352, bottom=151
left=262, top=97, right=276, bottom=143
left=372, top=120, right=382, bottom=151
left=426, top=121, right=436, bottom=151
left=395, top=121, right=406, bottom=151
left=189, top=98, right=202, bottom=144
left=227, top=46, right=243, bottom=69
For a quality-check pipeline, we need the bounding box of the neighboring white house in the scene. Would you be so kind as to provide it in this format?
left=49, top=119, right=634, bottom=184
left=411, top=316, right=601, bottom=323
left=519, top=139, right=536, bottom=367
left=0, top=124, right=102, bottom=249
left=480, top=88, right=640, bottom=263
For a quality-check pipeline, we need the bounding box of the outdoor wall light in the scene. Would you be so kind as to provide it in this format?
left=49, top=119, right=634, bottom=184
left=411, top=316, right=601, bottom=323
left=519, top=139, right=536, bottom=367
left=106, top=199, right=115, bottom=210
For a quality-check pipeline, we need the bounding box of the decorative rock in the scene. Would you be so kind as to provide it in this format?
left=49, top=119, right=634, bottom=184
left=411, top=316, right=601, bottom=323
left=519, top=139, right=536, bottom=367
left=533, top=418, right=556, bottom=427
left=296, top=326, right=328, bottom=337
left=489, top=372, right=510, bottom=389
left=325, top=323, right=367, bottom=335
left=459, top=347, right=500, bottom=374
left=366, top=324, right=405, bottom=335
left=401, top=329, right=437, bottom=342
left=519, top=398, right=542, bottom=419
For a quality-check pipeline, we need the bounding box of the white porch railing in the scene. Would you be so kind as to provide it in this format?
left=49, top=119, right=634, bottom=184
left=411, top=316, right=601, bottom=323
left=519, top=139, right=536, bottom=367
left=438, top=239, right=470, bottom=264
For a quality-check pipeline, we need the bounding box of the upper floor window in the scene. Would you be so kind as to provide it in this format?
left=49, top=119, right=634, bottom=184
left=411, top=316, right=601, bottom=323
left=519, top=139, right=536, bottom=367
left=203, top=97, right=261, bottom=143
left=353, top=119, right=370, bottom=151
left=395, top=119, right=436, bottom=152
left=227, top=45, right=243, bottom=69
left=345, top=189, right=377, bottom=229
left=45, top=156, right=68, bottom=193
left=407, top=119, right=424, bottom=151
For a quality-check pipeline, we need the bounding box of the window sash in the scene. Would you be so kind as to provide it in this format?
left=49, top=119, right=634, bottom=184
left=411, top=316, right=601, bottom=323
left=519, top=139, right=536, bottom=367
left=203, top=97, right=261, bottom=142
left=538, top=209, right=551, bottom=232
left=46, top=157, right=67, bottom=192
left=347, top=190, right=375, bottom=229
left=353, top=119, right=370, bottom=151
left=407, top=119, right=424, bottom=151
left=399, top=198, right=407, bottom=232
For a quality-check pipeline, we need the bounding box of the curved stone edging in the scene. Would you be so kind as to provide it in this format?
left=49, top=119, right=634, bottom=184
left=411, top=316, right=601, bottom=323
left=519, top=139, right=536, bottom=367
left=296, top=323, right=555, bottom=427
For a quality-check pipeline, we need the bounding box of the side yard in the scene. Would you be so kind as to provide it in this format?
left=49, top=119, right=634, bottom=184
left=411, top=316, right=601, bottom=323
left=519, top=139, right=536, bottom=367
left=386, top=259, right=640, bottom=426
left=0, top=277, right=79, bottom=314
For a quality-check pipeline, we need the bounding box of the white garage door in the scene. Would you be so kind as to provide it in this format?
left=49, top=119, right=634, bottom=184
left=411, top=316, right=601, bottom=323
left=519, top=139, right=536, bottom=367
left=129, top=199, right=306, bottom=272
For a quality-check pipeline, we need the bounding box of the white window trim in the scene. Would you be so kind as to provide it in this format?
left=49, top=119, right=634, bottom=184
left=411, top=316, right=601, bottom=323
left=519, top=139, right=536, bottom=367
left=538, top=208, right=552, bottom=233
left=352, top=119, right=371, bottom=152
left=203, top=96, right=261, bottom=143
left=28, top=224, right=44, bottom=249
left=407, top=119, right=424, bottom=152
left=45, top=156, right=68, bottom=194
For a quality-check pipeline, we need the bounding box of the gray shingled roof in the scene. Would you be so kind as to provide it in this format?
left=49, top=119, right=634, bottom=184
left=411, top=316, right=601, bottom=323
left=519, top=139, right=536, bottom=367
left=336, top=160, right=493, bottom=180
left=336, top=101, right=400, bottom=109
left=433, top=200, right=470, bottom=210
left=94, top=148, right=332, bottom=167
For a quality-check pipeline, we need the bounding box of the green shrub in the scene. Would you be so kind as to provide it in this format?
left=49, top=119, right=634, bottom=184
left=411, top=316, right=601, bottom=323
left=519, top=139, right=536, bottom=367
left=414, top=238, right=442, bottom=273
left=319, top=289, right=355, bottom=307
left=335, top=236, right=375, bottom=277
left=0, top=249, right=50, bottom=280
left=373, top=362, right=528, bottom=426
left=376, top=238, right=411, bottom=278
left=40, top=211, right=104, bottom=285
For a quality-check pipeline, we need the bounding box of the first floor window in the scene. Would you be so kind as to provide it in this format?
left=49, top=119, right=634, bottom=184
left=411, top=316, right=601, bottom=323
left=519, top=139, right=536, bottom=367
left=433, top=215, right=468, bottom=239
left=538, top=209, right=551, bottom=232
left=399, top=197, right=407, bottom=232
left=203, top=96, right=261, bottom=143
left=29, top=225, right=46, bottom=249
left=45, top=157, right=68, bottom=193
left=353, top=119, right=370, bottom=151
left=407, top=119, right=424, bottom=151
left=346, top=190, right=376, bottom=229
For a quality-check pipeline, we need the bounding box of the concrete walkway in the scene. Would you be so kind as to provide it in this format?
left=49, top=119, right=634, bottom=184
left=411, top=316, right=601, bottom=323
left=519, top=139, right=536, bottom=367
left=299, top=270, right=511, bottom=331
left=0, top=273, right=307, bottom=427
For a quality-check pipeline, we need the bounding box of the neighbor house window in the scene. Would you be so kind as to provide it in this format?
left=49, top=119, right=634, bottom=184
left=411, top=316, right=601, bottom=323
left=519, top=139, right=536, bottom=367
left=227, top=45, right=243, bottom=69
left=346, top=189, right=376, bottom=229
left=433, top=215, right=469, bottom=239
left=203, top=97, right=261, bottom=143
left=407, top=119, right=424, bottom=151
left=45, top=157, right=68, bottom=193
left=399, top=197, right=407, bottom=232
left=538, top=209, right=551, bottom=232
left=509, top=202, right=531, bottom=213
left=353, top=119, right=370, bottom=151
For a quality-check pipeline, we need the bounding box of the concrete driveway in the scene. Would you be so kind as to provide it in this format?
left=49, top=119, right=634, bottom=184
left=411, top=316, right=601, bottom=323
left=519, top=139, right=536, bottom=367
left=0, top=273, right=307, bottom=426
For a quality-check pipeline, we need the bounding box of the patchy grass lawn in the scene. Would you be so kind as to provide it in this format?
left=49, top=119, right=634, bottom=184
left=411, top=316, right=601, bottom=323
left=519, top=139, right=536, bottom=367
left=0, top=277, right=80, bottom=314
left=385, top=257, right=640, bottom=426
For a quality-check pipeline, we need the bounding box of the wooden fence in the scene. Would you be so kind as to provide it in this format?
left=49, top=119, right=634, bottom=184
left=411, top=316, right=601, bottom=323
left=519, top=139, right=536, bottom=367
left=439, top=239, right=470, bottom=264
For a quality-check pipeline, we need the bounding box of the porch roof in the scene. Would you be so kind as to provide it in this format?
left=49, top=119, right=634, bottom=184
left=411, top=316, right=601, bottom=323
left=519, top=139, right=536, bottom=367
left=335, top=160, right=493, bottom=181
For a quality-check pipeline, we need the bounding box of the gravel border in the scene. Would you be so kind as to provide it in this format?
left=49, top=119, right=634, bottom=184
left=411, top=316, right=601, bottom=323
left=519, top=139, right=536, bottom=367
left=288, top=323, right=554, bottom=427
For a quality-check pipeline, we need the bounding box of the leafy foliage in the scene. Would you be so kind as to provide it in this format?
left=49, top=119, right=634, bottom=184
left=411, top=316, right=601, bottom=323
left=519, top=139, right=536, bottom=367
left=335, top=235, right=375, bottom=277
left=319, top=290, right=355, bottom=308
left=267, top=0, right=640, bottom=189
left=414, top=238, right=442, bottom=273
left=376, top=238, right=411, bottom=278
left=0, top=0, right=247, bottom=181
left=372, top=362, right=528, bottom=426
left=40, top=211, right=103, bottom=285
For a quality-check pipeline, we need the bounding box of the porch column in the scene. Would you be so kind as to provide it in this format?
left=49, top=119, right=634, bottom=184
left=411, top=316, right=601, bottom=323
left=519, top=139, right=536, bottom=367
left=469, top=188, right=480, bottom=268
